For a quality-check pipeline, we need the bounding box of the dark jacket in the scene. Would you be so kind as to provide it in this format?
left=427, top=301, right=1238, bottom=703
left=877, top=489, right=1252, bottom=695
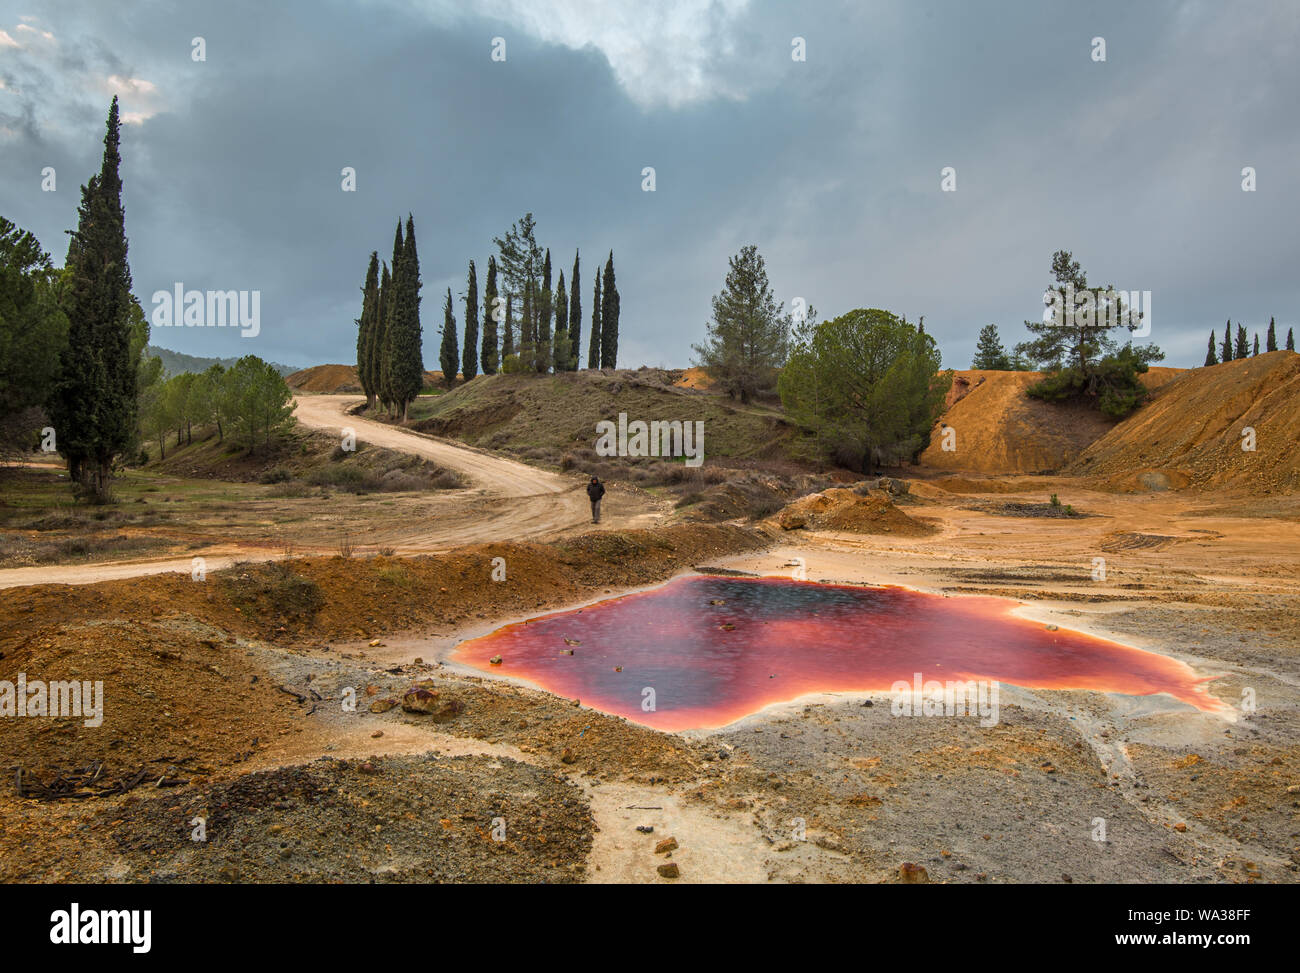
left=586, top=479, right=605, bottom=502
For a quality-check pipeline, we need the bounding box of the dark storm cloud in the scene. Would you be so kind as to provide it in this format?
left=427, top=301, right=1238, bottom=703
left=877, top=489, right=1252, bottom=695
left=0, top=0, right=1296, bottom=370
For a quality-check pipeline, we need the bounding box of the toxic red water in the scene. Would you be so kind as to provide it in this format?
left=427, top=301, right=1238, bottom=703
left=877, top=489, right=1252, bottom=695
left=452, top=576, right=1225, bottom=731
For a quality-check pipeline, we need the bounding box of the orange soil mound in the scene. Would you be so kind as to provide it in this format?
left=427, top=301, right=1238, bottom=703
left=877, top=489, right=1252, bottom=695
left=919, top=367, right=1187, bottom=476
left=775, top=488, right=937, bottom=536
left=286, top=363, right=362, bottom=393
left=674, top=366, right=715, bottom=390
left=1069, top=351, right=1300, bottom=493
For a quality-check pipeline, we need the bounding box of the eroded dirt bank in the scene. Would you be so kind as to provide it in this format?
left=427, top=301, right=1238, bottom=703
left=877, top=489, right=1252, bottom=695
left=2, top=486, right=1297, bottom=884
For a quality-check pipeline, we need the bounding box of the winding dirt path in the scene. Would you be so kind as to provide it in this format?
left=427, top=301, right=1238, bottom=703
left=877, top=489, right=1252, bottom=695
left=0, top=394, right=654, bottom=590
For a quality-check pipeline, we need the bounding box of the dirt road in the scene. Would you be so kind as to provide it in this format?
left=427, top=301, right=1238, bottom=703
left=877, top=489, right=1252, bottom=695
left=0, top=395, right=659, bottom=590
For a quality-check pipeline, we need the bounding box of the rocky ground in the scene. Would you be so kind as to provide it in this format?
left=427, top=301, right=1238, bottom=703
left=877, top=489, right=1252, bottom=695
left=1, top=478, right=1296, bottom=884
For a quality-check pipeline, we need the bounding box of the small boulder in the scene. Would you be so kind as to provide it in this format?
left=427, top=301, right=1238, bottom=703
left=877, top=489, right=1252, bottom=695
left=899, top=862, right=929, bottom=884
left=656, top=862, right=680, bottom=879
left=655, top=837, right=679, bottom=855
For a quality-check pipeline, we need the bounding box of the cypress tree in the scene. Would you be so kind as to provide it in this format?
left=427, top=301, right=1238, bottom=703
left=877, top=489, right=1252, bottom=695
left=538, top=248, right=552, bottom=373
left=600, top=250, right=619, bottom=369
left=521, top=279, right=534, bottom=371
left=481, top=256, right=499, bottom=374
left=357, top=252, right=379, bottom=408
left=387, top=215, right=424, bottom=420
left=1204, top=331, right=1218, bottom=366
left=1288, top=327, right=1296, bottom=352
left=374, top=261, right=390, bottom=411
left=502, top=293, right=515, bottom=362
left=380, top=220, right=404, bottom=415
left=440, top=287, right=458, bottom=388
left=1253, top=334, right=1260, bottom=357
left=1234, top=323, right=1248, bottom=360
left=588, top=273, right=602, bottom=369
left=1221, top=321, right=1233, bottom=362
left=50, top=97, right=137, bottom=501
left=568, top=250, right=582, bottom=371
left=1266, top=317, right=1278, bottom=352
left=553, top=271, right=569, bottom=373
left=462, top=260, right=479, bottom=381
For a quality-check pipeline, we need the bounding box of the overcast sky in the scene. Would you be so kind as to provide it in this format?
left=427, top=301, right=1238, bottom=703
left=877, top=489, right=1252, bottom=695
left=2, top=0, right=1297, bottom=370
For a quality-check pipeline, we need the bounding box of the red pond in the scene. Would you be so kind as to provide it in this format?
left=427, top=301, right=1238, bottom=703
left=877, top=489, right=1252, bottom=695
left=452, top=575, right=1225, bottom=731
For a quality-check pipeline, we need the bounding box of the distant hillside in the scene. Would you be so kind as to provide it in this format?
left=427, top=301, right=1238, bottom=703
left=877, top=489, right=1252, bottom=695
left=146, top=345, right=299, bottom=378
left=285, top=364, right=446, bottom=394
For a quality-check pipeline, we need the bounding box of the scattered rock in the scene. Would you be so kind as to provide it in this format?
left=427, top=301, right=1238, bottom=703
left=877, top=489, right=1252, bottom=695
left=560, top=748, right=576, bottom=764
left=489, top=655, right=502, bottom=665
left=655, top=837, right=679, bottom=855
left=400, top=687, right=464, bottom=722
left=899, top=862, right=929, bottom=883
left=369, top=697, right=398, bottom=714
left=636, top=825, right=654, bottom=834
left=656, top=862, right=680, bottom=879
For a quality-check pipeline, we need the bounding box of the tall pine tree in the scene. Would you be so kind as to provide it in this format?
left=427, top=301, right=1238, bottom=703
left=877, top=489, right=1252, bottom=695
left=972, top=324, right=1012, bottom=369
left=1288, top=327, right=1296, bottom=352
left=588, top=273, right=602, bottom=369
left=357, top=251, right=379, bottom=408
left=600, top=250, right=619, bottom=369
left=1204, top=331, right=1218, bottom=366
left=50, top=97, right=138, bottom=501
left=462, top=260, right=479, bottom=381
left=568, top=250, right=582, bottom=371
left=1221, top=321, right=1233, bottom=362
left=1266, top=317, right=1278, bottom=352
left=1234, top=323, right=1248, bottom=360
left=440, top=287, right=458, bottom=387
left=1253, top=333, right=1260, bottom=357
left=481, top=256, right=499, bottom=374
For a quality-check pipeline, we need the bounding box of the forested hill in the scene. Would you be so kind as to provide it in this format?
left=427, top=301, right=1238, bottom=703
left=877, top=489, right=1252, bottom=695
left=146, top=344, right=299, bottom=378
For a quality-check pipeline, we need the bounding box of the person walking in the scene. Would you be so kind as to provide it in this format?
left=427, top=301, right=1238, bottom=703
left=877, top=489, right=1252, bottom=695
left=586, top=475, right=606, bottom=524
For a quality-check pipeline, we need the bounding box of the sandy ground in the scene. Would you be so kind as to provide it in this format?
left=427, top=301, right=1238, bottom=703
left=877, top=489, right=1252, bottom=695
left=3, top=420, right=1297, bottom=883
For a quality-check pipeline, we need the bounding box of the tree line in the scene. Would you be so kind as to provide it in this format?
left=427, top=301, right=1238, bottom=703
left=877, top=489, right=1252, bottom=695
left=0, top=99, right=297, bottom=502
left=1203, top=318, right=1294, bottom=365
left=691, top=244, right=949, bottom=471
left=353, top=212, right=621, bottom=408
left=141, top=358, right=294, bottom=457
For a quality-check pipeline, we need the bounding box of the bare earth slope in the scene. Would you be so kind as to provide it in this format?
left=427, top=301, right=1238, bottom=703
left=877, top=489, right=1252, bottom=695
left=918, top=367, right=1186, bottom=476
left=286, top=364, right=362, bottom=394
left=1069, top=351, right=1300, bottom=493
